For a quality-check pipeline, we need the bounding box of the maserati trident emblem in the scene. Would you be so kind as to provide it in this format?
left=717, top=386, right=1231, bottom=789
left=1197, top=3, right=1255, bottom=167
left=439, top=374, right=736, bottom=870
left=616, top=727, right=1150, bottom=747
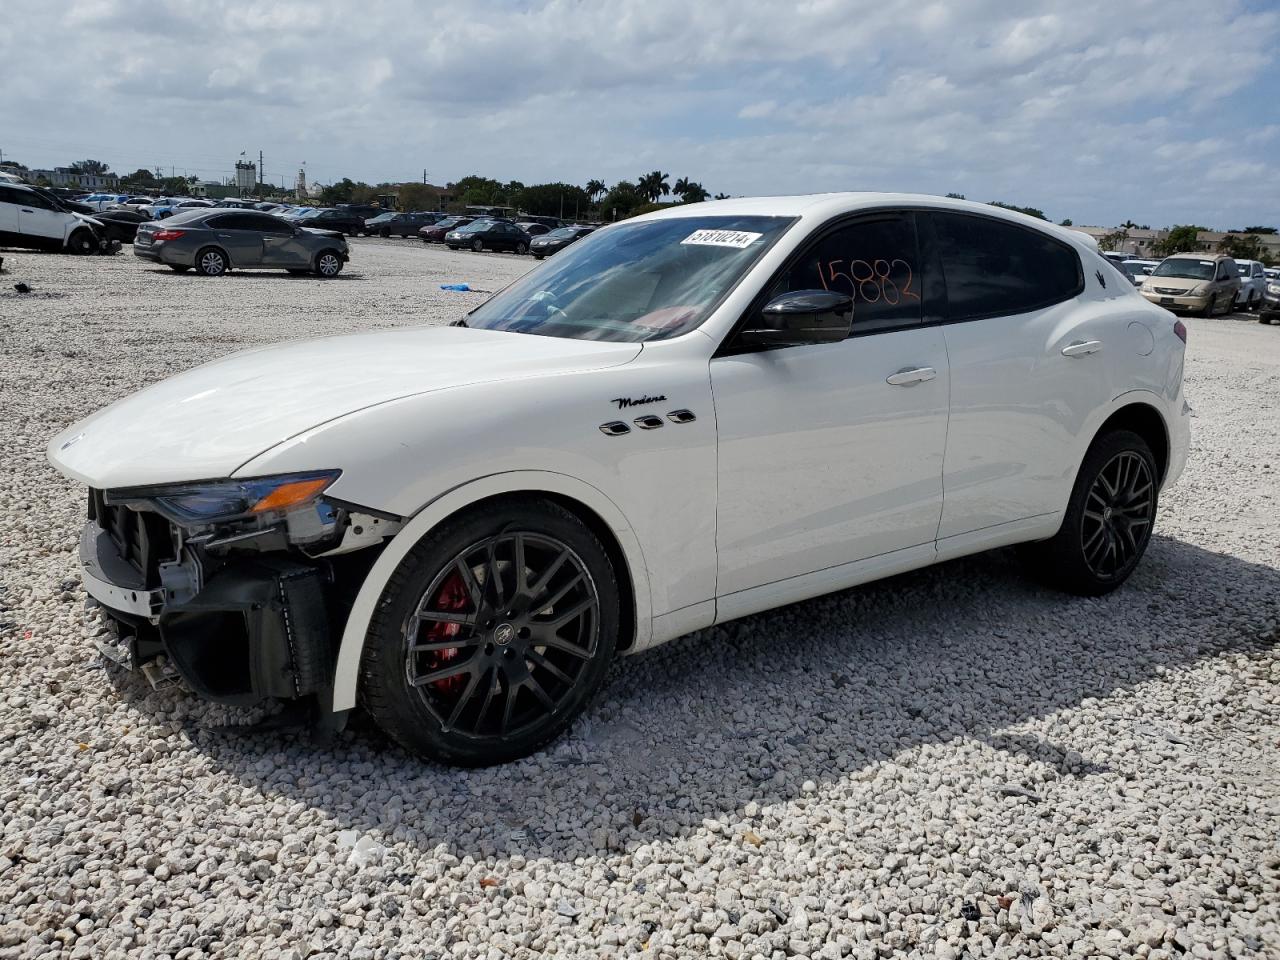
left=494, top=623, right=516, bottom=646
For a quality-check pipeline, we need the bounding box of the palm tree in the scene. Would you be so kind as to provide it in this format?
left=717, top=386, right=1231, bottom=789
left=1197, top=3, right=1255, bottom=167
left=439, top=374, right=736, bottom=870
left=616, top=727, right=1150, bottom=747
left=713, top=192, right=731, bottom=200
left=585, top=179, right=606, bottom=201
left=637, top=170, right=670, bottom=203
left=674, top=178, right=709, bottom=203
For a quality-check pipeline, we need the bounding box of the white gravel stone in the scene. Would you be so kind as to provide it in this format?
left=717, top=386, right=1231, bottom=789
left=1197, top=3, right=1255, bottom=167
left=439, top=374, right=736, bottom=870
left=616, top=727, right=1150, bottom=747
left=0, top=242, right=1277, bottom=958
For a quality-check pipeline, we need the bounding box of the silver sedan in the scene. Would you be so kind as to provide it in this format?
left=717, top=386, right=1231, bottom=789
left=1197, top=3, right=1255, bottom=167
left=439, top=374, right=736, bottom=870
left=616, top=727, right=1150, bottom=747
left=133, top=208, right=349, bottom=277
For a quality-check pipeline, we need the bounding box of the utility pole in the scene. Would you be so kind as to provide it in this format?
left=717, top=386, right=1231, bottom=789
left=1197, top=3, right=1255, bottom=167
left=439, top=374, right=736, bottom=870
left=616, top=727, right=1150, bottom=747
left=259, top=150, right=264, bottom=189
left=423, top=169, right=427, bottom=185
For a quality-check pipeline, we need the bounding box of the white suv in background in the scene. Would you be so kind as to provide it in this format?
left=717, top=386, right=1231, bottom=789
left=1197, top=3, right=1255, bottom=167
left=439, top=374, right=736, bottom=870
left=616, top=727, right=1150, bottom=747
left=0, top=183, right=105, bottom=253
left=1234, top=259, right=1267, bottom=311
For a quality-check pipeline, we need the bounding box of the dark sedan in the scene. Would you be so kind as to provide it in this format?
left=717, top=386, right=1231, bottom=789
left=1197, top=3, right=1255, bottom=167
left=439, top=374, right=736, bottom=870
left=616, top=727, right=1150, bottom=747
left=302, top=208, right=367, bottom=236
left=445, top=219, right=532, bottom=253
left=90, top=208, right=151, bottom=244
left=365, top=211, right=440, bottom=237
left=418, top=216, right=474, bottom=242
left=134, top=209, right=349, bottom=277
left=529, top=225, right=596, bottom=259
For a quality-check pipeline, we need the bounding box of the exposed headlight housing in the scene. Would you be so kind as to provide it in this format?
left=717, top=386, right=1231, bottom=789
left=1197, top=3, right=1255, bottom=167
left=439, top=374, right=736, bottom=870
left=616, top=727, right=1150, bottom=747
left=108, top=470, right=341, bottom=525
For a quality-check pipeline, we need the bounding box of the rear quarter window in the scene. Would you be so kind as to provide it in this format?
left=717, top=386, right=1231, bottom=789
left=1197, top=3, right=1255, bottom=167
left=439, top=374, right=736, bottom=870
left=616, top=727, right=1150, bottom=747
left=931, top=212, right=1083, bottom=320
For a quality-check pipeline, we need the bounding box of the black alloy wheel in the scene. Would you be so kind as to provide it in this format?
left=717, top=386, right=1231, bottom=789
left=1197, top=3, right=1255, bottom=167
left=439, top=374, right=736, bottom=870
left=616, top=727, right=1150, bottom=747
left=471, top=238, right=484, bottom=252
left=515, top=241, right=529, bottom=255
left=68, top=229, right=97, bottom=255
left=1079, top=450, right=1155, bottom=579
left=1018, top=429, right=1158, bottom=596
left=404, top=532, right=600, bottom=737
left=360, top=498, right=619, bottom=765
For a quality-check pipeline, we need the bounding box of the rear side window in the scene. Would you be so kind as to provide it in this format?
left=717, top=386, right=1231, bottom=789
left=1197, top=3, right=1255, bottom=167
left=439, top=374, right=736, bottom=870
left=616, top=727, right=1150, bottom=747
left=931, top=212, right=1083, bottom=320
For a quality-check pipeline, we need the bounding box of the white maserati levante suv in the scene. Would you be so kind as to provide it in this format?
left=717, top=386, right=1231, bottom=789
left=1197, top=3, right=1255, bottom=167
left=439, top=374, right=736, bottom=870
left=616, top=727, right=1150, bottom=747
left=48, top=194, right=1190, bottom=765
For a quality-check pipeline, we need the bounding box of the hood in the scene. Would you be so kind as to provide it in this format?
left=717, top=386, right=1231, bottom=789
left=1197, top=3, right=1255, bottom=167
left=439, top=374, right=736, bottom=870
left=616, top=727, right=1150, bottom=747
left=49, top=326, right=642, bottom=489
left=73, top=212, right=104, bottom=227
left=301, top=227, right=344, bottom=239
left=1146, top=275, right=1202, bottom=291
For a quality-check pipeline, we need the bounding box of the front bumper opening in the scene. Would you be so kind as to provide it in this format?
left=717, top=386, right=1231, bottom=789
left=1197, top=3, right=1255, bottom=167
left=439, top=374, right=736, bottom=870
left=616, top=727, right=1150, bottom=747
left=81, top=500, right=355, bottom=707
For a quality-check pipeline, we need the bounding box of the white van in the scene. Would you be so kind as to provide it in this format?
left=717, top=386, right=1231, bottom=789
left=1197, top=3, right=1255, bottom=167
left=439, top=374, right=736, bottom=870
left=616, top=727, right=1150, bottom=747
left=0, top=183, right=105, bottom=253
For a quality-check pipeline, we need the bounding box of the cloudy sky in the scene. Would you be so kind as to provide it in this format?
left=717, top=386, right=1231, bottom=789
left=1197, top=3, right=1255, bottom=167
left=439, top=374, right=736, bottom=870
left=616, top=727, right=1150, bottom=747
left=3, top=0, right=1277, bottom=228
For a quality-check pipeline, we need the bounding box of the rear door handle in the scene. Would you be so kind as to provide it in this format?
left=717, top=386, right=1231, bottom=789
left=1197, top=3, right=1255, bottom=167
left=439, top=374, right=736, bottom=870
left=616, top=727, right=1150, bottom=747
left=886, top=366, right=937, bottom=386
left=1062, top=340, right=1103, bottom=357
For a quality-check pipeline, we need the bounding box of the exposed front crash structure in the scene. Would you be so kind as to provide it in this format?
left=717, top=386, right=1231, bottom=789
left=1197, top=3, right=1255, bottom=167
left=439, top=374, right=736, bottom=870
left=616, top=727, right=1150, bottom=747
left=79, top=476, right=401, bottom=711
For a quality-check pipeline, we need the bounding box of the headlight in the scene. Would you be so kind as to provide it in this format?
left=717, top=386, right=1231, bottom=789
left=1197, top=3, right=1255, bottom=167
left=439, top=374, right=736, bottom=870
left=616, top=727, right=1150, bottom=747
left=109, top=470, right=341, bottom=525
left=1268, top=283, right=1280, bottom=295
left=1141, top=282, right=1153, bottom=292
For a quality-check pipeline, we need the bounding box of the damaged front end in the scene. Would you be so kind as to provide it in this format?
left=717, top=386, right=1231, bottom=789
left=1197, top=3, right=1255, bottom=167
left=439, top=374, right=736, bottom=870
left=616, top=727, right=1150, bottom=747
left=79, top=471, right=401, bottom=709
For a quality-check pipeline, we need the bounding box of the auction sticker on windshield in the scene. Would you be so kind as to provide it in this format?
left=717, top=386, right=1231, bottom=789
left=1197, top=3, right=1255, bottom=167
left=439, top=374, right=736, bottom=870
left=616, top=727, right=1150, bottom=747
left=681, top=229, right=763, bottom=249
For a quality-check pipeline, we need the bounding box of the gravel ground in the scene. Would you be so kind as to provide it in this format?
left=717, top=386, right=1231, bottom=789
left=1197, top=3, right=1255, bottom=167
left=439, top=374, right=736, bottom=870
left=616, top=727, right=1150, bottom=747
left=0, top=241, right=1277, bottom=960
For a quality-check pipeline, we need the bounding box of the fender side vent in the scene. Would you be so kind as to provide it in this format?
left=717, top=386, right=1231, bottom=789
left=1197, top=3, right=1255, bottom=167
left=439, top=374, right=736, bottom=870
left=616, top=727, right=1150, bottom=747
left=599, top=421, right=630, bottom=436
left=633, top=414, right=664, bottom=430
left=667, top=409, right=696, bottom=424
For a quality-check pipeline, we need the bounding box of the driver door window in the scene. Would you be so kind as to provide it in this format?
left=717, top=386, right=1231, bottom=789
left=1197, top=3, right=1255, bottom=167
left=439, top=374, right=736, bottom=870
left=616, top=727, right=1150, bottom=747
left=763, top=215, right=924, bottom=334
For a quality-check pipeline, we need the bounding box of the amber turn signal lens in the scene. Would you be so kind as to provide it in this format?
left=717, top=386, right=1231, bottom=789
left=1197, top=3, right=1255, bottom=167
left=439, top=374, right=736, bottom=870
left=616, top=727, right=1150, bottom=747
left=250, top=476, right=333, bottom=514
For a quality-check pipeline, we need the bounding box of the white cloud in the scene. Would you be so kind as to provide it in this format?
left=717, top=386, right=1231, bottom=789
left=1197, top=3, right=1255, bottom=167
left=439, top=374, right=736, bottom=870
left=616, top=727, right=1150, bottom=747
left=1, top=0, right=1276, bottom=227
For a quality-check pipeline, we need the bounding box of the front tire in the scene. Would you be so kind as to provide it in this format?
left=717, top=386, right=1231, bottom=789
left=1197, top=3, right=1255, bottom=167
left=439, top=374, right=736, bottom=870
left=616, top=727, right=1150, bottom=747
left=67, top=229, right=97, bottom=255
left=195, top=247, right=228, bottom=276
left=359, top=497, right=620, bottom=766
left=314, top=250, right=343, bottom=277
left=1019, top=429, right=1158, bottom=596
left=471, top=238, right=484, bottom=253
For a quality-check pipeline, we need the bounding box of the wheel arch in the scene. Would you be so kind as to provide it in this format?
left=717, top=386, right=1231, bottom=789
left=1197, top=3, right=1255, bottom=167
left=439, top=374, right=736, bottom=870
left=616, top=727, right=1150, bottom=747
left=330, top=471, right=653, bottom=712
left=194, top=243, right=230, bottom=268
left=1094, top=399, right=1170, bottom=483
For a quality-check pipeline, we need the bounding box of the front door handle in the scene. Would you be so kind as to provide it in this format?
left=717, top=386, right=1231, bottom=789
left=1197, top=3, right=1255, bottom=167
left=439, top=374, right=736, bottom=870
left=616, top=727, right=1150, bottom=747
left=1062, top=340, right=1103, bottom=357
left=886, top=366, right=937, bottom=386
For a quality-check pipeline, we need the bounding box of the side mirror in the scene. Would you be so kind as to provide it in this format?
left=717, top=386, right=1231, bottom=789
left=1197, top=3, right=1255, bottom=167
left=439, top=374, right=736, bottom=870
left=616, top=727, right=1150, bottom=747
left=739, top=289, right=853, bottom=347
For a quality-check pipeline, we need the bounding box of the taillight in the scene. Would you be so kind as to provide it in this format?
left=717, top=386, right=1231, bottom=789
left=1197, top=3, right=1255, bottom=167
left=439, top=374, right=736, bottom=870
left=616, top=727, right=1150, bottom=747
left=1173, top=320, right=1187, bottom=343
left=152, top=229, right=186, bottom=241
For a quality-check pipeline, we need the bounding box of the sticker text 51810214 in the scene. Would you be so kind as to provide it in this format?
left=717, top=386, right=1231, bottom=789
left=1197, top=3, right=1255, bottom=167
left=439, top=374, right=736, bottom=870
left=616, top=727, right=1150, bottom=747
left=817, top=258, right=920, bottom=305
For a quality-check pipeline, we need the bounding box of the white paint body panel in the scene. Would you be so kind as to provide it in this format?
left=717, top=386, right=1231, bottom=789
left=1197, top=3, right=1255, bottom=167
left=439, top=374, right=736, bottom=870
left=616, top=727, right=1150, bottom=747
left=45, top=193, right=1190, bottom=716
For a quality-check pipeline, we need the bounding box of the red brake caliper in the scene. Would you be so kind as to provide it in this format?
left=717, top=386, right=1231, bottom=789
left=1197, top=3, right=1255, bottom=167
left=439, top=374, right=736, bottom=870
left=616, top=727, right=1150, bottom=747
left=421, top=571, right=470, bottom=695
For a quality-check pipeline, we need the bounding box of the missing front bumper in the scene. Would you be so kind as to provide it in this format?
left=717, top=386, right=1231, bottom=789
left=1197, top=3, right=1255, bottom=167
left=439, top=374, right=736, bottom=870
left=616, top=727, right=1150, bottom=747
left=80, top=521, right=336, bottom=706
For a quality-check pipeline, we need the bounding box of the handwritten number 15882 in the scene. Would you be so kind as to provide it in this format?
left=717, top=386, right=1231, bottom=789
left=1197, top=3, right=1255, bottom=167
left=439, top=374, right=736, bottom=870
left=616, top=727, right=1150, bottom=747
left=818, top=258, right=920, bottom=305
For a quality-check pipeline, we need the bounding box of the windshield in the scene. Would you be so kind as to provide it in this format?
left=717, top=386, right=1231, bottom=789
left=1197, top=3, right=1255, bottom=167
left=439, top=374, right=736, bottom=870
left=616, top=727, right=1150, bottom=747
left=545, top=227, right=577, bottom=239
left=1152, top=259, right=1215, bottom=280
left=1236, top=263, right=1253, bottom=276
left=457, top=221, right=491, bottom=233
left=466, top=215, right=794, bottom=342
left=368, top=213, right=395, bottom=222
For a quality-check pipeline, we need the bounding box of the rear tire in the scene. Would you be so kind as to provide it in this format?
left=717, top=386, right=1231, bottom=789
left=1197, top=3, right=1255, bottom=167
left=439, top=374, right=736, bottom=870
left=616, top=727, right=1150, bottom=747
left=515, top=242, right=529, bottom=255
left=195, top=247, right=228, bottom=276
left=1018, top=429, right=1158, bottom=597
left=359, top=497, right=619, bottom=766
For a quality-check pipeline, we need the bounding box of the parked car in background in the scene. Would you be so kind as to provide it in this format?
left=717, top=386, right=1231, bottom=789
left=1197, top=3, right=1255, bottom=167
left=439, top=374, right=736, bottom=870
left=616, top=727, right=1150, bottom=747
left=445, top=219, right=532, bottom=253
left=1260, top=274, right=1280, bottom=325
left=1139, top=253, right=1240, bottom=316
left=48, top=194, right=1190, bottom=765
left=1116, top=259, right=1159, bottom=286
left=0, top=182, right=107, bottom=253
left=81, top=193, right=131, bottom=211
left=279, top=207, right=316, bottom=220
left=1233, top=259, right=1267, bottom=310
left=419, top=216, right=474, bottom=242
left=336, top=204, right=384, bottom=226
left=134, top=208, right=349, bottom=277
left=302, top=208, right=367, bottom=236
left=530, top=225, right=595, bottom=259
left=1101, top=251, right=1135, bottom=265
left=89, top=207, right=151, bottom=244
left=517, top=214, right=563, bottom=229
left=365, top=211, right=439, bottom=237
left=1264, top=267, right=1279, bottom=282
left=515, top=221, right=552, bottom=236
left=215, top=198, right=260, bottom=209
